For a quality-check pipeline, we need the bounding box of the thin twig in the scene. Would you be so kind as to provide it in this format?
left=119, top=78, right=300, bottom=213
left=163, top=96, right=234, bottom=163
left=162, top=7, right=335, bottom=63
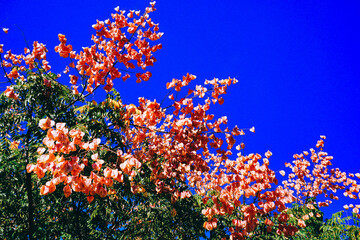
left=0, top=53, right=13, bottom=85
left=159, top=89, right=173, bottom=108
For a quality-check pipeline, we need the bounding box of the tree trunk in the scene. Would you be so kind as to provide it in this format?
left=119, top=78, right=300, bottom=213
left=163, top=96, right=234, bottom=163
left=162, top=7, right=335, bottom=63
left=25, top=128, right=34, bottom=240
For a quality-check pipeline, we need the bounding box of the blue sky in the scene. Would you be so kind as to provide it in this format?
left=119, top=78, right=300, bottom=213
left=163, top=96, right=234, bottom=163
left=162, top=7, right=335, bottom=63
left=2, top=0, right=360, bottom=218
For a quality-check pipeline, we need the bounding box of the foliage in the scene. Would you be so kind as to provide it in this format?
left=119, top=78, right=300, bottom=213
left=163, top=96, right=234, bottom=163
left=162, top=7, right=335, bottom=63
left=318, top=211, right=360, bottom=240
left=1, top=2, right=360, bottom=240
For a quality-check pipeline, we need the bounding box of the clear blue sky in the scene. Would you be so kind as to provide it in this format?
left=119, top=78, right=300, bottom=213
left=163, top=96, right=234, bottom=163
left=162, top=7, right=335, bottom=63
left=2, top=0, right=360, bottom=218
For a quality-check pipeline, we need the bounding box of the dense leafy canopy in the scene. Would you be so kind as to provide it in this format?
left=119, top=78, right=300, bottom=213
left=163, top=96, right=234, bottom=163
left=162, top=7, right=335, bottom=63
left=1, top=2, right=359, bottom=239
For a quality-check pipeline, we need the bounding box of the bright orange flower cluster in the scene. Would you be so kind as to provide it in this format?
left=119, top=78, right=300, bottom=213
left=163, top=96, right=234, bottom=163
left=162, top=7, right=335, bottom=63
left=1, top=41, right=49, bottom=80
left=55, top=1, right=162, bottom=93
left=4, top=86, right=18, bottom=100
left=282, top=135, right=360, bottom=214
left=197, top=150, right=299, bottom=238
left=1, top=2, right=161, bottom=102
left=26, top=118, right=123, bottom=202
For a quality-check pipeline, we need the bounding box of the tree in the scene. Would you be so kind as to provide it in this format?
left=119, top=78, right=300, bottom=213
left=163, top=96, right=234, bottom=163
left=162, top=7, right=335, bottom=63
left=1, top=2, right=360, bottom=239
